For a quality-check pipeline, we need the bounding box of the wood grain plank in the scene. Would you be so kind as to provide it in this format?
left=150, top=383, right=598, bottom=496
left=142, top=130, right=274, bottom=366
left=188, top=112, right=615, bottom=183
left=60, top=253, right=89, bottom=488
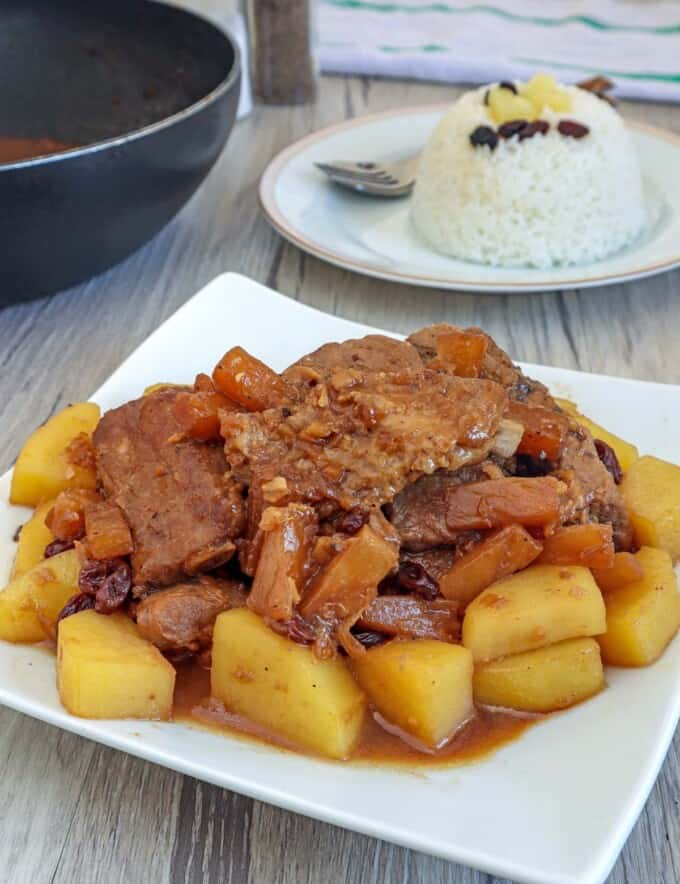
left=50, top=745, right=182, bottom=884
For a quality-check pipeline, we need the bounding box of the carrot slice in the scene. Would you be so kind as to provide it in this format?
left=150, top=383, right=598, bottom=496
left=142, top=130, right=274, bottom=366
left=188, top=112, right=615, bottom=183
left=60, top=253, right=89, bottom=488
left=439, top=524, right=543, bottom=607
left=507, top=401, right=568, bottom=462
left=84, top=501, right=134, bottom=559
left=174, top=390, right=235, bottom=441
left=537, top=523, right=614, bottom=570
left=446, top=477, right=562, bottom=531
left=591, top=551, right=644, bottom=593
left=213, top=346, right=290, bottom=411
left=46, top=489, right=101, bottom=541
left=432, top=329, right=488, bottom=378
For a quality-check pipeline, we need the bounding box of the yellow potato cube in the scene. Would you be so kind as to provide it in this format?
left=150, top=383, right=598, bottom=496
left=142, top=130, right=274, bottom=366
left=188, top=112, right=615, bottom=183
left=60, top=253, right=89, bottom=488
left=463, top=565, right=606, bottom=662
left=353, top=639, right=473, bottom=749
left=58, top=610, right=175, bottom=719
left=556, top=398, right=639, bottom=473
left=0, top=548, right=81, bottom=643
left=10, top=402, right=100, bottom=506
left=211, top=608, right=366, bottom=759
left=0, top=578, right=46, bottom=643
left=488, top=88, right=537, bottom=124
left=11, top=498, right=55, bottom=579
left=598, top=547, right=680, bottom=666
left=620, top=456, right=680, bottom=562
left=473, top=637, right=605, bottom=713
left=28, top=550, right=81, bottom=639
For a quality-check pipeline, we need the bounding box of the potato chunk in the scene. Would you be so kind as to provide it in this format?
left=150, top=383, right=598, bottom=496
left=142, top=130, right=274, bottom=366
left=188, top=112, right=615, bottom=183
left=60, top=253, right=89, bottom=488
left=473, top=638, right=604, bottom=713
left=463, top=565, right=606, bottom=662
left=620, top=456, right=680, bottom=562
left=211, top=608, right=366, bottom=759
left=0, top=576, right=46, bottom=643
left=556, top=398, right=639, bottom=473
left=353, top=640, right=473, bottom=749
left=598, top=547, right=680, bottom=666
left=28, top=549, right=81, bottom=640
left=10, top=403, right=100, bottom=506
left=58, top=611, right=175, bottom=719
left=11, top=498, right=55, bottom=579
left=0, top=549, right=80, bottom=643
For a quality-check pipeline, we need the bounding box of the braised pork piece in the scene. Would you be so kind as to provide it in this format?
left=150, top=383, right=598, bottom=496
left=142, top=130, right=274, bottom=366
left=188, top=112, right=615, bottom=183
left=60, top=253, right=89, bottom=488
left=65, top=325, right=631, bottom=662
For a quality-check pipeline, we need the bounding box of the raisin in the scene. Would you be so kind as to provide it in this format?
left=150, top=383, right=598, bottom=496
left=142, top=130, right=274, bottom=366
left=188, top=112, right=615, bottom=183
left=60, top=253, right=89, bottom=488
left=95, top=562, right=132, bottom=613
left=470, top=126, right=498, bottom=150
left=498, top=119, right=528, bottom=139
left=558, top=120, right=589, bottom=139
left=79, top=558, right=112, bottom=595
left=594, top=439, right=623, bottom=485
left=498, top=80, right=518, bottom=94
left=57, top=592, right=95, bottom=625
left=352, top=630, right=387, bottom=649
left=12, top=525, right=21, bottom=543
left=397, top=561, right=439, bottom=600
left=518, top=120, right=550, bottom=140
left=44, top=539, right=76, bottom=559
left=335, top=507, right=369, bottom=536
left=273, top=614, right=317, bottom=645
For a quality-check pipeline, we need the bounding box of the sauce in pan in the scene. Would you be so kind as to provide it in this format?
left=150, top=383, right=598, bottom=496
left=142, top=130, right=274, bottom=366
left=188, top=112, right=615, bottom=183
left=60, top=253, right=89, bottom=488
left=173, top=661, right=538, bottom=765
left=0, top=137, right=74, bottom=164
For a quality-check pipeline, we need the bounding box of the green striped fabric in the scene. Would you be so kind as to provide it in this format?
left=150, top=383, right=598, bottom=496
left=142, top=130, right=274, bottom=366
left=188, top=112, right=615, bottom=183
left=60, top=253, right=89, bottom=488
left=318, top=0, right=680, bottom=100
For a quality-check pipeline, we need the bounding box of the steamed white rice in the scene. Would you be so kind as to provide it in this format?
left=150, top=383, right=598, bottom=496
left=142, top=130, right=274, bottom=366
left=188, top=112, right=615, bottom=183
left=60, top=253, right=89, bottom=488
left=410, top=86, right=647, bottom=268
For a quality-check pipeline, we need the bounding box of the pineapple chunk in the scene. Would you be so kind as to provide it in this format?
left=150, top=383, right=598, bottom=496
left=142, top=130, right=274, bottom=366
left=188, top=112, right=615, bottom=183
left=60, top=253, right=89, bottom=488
left=488, top=88, right=537, bottom=125
left=556, top=398, right=639, bottom=473
left=352, top=639, right=473, bottom=749
left=598, top=547, right=680, bottom=666
left=473, top=638, right=604, bottom=713
left=0, top=549, right=81, bottom=643
left=463, top=564, right=606, bottom=662
left=620, top=456, right=680, bottom=562
left=10, top=402, right=100, bottom=506
left=211, top=608, right=366, bottom=759
left=58, top=610, right=175, bottom=719
left=11, top=498, right=55, bottom=579
left=520, top=73, right=572, bottom=113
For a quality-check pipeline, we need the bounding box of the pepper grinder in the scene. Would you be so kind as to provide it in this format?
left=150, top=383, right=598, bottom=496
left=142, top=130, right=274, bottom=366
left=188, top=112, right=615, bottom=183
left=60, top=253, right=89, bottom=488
left=245, top=0, right=318, bottom=105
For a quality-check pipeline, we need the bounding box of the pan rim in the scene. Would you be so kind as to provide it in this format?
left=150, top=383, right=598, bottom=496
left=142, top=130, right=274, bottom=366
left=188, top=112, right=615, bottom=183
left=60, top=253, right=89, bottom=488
left=0, top=0, right=241, bottom=172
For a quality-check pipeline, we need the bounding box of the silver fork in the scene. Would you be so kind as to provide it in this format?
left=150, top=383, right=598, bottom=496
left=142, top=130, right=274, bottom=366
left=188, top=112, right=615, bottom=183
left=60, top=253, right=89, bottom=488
left=315, top=152, right=420, bottom=197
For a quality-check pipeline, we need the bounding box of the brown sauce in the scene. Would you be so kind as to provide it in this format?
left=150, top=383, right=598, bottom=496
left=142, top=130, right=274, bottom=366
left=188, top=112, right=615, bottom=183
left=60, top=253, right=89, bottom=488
left=0, top=137, right=74, bottom=164
left=173, top=661, right=539, bottom=766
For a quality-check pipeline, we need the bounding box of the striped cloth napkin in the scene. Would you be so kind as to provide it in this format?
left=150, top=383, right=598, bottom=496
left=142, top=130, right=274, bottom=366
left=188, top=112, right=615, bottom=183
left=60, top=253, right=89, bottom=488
left=318, top=0, right=680, bottom=102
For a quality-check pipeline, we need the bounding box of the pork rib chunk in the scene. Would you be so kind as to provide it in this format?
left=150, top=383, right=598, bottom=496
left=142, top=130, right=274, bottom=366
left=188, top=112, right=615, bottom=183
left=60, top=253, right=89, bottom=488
left=222, top=335, right=507, bottom=514
left=135, top=576, right=247, bottom=653
left=407, top=324, right=632, bottom=549
left=94, top=390, right=245, bottom=586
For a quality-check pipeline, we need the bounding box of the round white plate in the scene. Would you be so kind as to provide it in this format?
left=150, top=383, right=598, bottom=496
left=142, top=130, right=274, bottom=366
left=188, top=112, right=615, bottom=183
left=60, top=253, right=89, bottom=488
left=260, top=105, right=680, bottom=293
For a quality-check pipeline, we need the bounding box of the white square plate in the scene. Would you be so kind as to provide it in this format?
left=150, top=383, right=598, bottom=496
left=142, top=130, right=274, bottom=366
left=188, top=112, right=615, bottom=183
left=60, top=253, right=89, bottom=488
left=1, top=273, right=678, bottom=884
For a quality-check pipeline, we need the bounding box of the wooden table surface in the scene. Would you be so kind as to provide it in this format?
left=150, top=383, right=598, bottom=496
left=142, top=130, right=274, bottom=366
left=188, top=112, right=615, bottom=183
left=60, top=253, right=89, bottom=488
left=1, top=17, right=679, bottom=884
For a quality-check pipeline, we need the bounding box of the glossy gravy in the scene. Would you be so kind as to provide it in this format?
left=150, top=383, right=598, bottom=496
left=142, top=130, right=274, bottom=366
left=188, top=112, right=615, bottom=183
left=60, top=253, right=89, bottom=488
left=0, top=137, right=74, bottom=164
left=173, top=662, right=539, bottom=765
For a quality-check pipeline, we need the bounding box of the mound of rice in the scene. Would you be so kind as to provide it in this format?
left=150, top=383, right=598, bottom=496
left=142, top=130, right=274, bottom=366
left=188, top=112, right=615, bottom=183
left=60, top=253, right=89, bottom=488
left=410, top=85, right=647, bottom=268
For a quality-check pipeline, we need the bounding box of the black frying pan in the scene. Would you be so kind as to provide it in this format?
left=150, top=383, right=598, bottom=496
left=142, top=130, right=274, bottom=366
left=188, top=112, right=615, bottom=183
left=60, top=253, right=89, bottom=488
left=0, top=0, right=240, bottom=306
